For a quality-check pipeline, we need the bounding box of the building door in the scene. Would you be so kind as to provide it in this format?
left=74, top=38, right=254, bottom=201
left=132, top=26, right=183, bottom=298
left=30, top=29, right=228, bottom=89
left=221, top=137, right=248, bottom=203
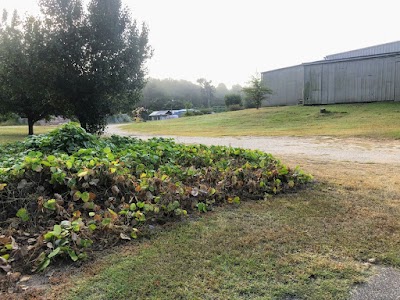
left=395, top=62, right=400, bottom=101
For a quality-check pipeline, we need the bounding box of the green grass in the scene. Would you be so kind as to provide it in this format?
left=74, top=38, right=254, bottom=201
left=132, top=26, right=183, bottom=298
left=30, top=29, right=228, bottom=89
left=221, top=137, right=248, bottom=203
left=121, top=102, right=400, bottom=139
left=0, top=125, right=56, bottom=144
left=54, top=160, right=400, bottom=300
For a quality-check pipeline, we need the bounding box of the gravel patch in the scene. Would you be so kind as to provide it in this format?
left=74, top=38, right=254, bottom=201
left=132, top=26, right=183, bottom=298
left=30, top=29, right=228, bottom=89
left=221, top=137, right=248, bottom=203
left=350, top=267, right=400, bottom=300
left=105, top=124, right=400, bottom=165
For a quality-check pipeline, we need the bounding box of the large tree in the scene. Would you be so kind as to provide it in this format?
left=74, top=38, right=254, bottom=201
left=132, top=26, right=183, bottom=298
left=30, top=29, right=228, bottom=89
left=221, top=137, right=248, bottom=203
left=0, top=11, right=57, bottom=135
left=197, top=78, right=215, bottom=108
left=40, top=0, right=152, bottom=133
left=242, top=74, right=272, bottom=109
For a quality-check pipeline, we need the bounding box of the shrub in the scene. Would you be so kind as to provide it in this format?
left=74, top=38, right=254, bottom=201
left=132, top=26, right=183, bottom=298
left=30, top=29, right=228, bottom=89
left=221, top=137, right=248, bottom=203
left=0, top=123, right=312, bottom=275
left=225, top=94, right=243, bottom=107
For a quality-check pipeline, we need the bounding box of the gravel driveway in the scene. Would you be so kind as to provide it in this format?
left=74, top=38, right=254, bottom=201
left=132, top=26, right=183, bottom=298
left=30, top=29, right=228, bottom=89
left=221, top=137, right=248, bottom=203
left=105, top=124, right=400, bottom=165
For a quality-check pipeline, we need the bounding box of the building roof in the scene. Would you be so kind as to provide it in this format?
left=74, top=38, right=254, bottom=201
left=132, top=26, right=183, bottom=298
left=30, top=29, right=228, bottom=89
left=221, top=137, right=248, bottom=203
left=324, top=41, right=400, bottom=61
left=148, top=110, right=172, bottom=117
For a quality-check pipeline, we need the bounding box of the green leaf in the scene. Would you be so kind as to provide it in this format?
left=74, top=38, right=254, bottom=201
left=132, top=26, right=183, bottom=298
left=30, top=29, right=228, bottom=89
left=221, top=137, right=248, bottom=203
left=53, top=225, right=62, bottom=237
left=66, top=160, right=73, bottom=169
left=88, top=224, right=97, bottom=231
left=67, top=249, right=79, bottom=262
left=44, top=232, right=54, bottom=241
left=130, top=228, right=138, bottom=239
left=88, top=212, right=95, bottom=217
left=16, top=208, right=30, bottom=222
left=129, top=203, right=137, bottom=211
left=103, top=147, right=111, bottom=154
left=37, top=257, right=51, bottom=272
left=102, top=218, right=111, bottom=226
left=48, top=247, right=61, bottom=259
left=43, top=199, right=57, bottom=210
left=81, top=192, right=90, bottom=202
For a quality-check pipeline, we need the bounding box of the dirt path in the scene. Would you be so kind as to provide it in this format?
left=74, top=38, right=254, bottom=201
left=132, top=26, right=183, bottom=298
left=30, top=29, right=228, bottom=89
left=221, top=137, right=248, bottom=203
left=105, top=124, right=400, bottom=165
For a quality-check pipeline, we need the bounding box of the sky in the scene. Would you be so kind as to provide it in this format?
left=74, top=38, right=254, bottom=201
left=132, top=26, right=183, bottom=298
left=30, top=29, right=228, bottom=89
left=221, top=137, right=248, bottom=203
left=1, top=0, right=399, bottom=88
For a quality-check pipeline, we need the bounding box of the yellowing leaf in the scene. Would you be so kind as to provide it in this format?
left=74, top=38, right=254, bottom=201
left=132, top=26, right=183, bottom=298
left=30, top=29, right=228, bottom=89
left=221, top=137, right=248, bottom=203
left=77, top=171, right=88, bottom=178
left=0, top=183, right=6, bottom=191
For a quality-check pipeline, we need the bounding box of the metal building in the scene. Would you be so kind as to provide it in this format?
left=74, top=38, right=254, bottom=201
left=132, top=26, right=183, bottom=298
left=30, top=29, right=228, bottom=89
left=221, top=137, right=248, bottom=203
left=261, top=41, right=400, bottom=105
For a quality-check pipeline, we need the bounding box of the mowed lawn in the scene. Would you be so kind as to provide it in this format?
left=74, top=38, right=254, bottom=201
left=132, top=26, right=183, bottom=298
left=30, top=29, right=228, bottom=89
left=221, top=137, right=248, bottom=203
left=0, top=125, right=56, bottom=144
left=121, top=102, right=400, bottom=139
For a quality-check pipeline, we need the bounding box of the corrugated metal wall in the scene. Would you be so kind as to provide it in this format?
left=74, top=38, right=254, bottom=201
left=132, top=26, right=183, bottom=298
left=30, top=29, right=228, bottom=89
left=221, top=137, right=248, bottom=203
left=261, top=65, right=304, bottom=106
left=325, top=41, right=400, bottom=60
left=304, top=55, right=400, bottom=104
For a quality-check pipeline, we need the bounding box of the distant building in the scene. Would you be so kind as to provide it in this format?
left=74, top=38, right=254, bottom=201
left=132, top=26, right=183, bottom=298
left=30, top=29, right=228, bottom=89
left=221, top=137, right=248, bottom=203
left=148, top=109, right=189, bottom=121
left=261, top=41, right=400, bottom=105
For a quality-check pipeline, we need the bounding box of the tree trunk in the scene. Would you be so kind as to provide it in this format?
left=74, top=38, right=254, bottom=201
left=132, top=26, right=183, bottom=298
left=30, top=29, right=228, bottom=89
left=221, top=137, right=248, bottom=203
left=28, top=118, right=35, bottom=135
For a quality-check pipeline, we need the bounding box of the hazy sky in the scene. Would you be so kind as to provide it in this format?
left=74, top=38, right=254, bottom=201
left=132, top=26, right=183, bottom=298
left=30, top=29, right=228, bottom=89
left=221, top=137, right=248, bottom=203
left=1, top=0, right=399, bottom=88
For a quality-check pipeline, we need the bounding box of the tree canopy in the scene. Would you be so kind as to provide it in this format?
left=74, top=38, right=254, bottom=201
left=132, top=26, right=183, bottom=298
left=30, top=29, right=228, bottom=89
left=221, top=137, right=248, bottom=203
left=0, top=12, right=57, bottom=135
left=139, top=78, right=239, bottom=111
left=0, top=0, right=152, bottom=134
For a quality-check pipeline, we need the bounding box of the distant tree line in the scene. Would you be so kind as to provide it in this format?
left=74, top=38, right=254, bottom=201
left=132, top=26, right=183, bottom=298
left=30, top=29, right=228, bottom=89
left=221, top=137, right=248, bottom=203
left=0, top=0, right=152, bottom=134
left=139, top=78, right=243, bottom=111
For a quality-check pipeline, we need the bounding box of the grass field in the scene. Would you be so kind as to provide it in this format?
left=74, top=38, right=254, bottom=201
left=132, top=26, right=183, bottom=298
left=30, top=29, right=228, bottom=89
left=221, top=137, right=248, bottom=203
left=45, top=158, right=400, bottom=300
left=3, top=105, right=400, bottom=299
left=0, top=125, right=55, bottom=144
left=121, top=102, right=400, bottom=139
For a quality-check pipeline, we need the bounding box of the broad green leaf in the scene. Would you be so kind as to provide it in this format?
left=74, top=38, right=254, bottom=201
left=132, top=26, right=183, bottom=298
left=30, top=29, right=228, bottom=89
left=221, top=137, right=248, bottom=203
left=43, top=199, right=57, bottom=210
left=67, top=249, right=79, bottom=262
left=37, top=257, right=51, bottom=272
left=81, top=192, right=90, bottom=202
left=103, top=147, right=111, bottom=154
left=16, top=208, right=30, bottom=222
left=53, top=225, right=62, bottom=237
left=44, top=232, right=54, bottom=241
left=48, top=247, right=61, bottom=259
left=102, top=218, right=111, bottom=226
left=129, top=203, right=137, bottom=211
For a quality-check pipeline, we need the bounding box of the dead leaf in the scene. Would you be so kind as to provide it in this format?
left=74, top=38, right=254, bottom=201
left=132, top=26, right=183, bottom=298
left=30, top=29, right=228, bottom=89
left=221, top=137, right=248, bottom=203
left=120, top=233, right=131, bottom=241
left=111, top=185, right=120, bottom=195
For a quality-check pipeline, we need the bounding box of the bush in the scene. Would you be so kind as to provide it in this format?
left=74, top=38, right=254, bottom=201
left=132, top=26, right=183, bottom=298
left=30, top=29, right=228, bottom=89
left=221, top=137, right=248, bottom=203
left=0, top=113, right=24, bottom=125
left=225, top=94, right=242, bottom=107
left=0, top=123, right=312, bottom=276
